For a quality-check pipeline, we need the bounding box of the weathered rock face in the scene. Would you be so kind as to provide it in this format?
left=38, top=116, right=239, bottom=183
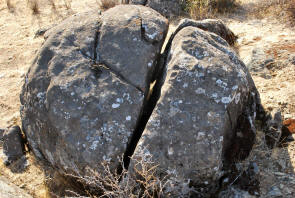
left=20, top=5, right=168, bottom=175
left=218, top=187, right=256, bottom=198
left=2, top=126, right=25, bottom=166
left=129, top=0, right=147, bottom=5
left=98, top=4, right=168, bottom=90
left=129, top=0, right=183, bottom=18
left=21, top=3, right=260, bottom=194
left=131, top=23, right=259, bottom=192
left=168, top=18, right=238, bottom=46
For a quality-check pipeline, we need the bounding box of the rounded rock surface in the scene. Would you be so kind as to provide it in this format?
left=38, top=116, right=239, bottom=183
left=20, top=6, right=168, bottom=176
left=131, top=24, right=260, bottom=191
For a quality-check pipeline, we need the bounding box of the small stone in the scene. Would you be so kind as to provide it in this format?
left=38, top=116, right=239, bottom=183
left=283, top=119, right=295, bottom=133
left=2, top=126, right=25, bottom=166
left=289, top=55, right=295, bottom=65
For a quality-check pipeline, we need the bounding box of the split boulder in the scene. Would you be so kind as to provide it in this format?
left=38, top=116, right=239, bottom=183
left=131, top=21, right=260, bottom=193
left=20, top=5, right=168, bottom=175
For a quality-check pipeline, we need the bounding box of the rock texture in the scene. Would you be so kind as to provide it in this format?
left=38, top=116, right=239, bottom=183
left=129, top=0, right=183, bottom=18
left=218, top=187, right=256, bottom=198
left=2, top=126, right=25, bottom=166
left=131, top=22, right=259, bottom=193
left=169, top=18, right=238, bottom=46
left=20, top=5, right=168, bottom=175
left=20, top=3, right=261, bottom=195
left=97, top=4, right=168, bottom=91
left=0, top=176, right=33, bottom=198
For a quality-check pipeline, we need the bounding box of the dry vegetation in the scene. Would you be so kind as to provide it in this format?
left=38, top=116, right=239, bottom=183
left=6, top=0, right=238, bottom=19
left=183, top=0, right=237, bottom=19
left=61, top=154, right=197, bottom=198
left=27, top=0, right=40, bottom=15
left=5, top=0, right=295, bottom=22
left=98, top=0, right=120, bottom=11
left=6, top=0, right=15, bottom=12
left=242, top=0, right=295, bottom=23
left=184, top=0, right=295, bottom=21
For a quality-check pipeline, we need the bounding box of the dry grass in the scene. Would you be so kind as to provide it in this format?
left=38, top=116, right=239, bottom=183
left=27, top=0, right=40, bottom=15
left=236, top=120, right=295, bottom=197
left=22, top=0, right=121, bottom=16
left=97, top=0, right=120, bottom=11
left=245, top=0, right=295, bottom=22
left=64, top=0, right=72, bottom=10
left=64, top=153, right=196, bottom=198
left=184, top=0, right=237, bottom=19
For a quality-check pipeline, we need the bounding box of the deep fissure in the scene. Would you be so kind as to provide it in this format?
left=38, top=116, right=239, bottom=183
left=89, top=17, right=170, bottom=173
left=119, top=22, right=239, bottom=171
left=121, top=53, right=166, bottom=171
left=71, top=19, right=262, bottom=193
left=120, top=14, right=171, bottom=171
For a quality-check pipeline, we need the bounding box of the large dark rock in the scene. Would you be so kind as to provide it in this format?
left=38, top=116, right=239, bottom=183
left=2, top=126, right=25, bottom=166
left=20, top=5, right=168, bottom=175
left=131, top=22, right=260, bottom=193
left=21, top=3, right=261, bottom=194
left=129, top=0, right=183, bottom=18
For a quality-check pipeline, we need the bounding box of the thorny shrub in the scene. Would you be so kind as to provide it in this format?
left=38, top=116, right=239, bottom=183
left=66, top=152, right=197, bottom=198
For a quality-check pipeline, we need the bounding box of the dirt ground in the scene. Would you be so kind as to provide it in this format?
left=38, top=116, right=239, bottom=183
left=1, top=0, right=295, bottom=197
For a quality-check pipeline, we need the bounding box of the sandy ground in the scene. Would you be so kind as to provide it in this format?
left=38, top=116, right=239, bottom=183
left=0, top=0, right=295, bottom=197
left=224, top=1, right=295, bottom=196
left=227, top=18, right=295, bottom=117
